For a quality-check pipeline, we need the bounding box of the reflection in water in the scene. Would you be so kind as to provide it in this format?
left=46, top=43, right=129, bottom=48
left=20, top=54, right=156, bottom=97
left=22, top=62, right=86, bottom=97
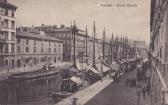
left=0, top=74, right=62, bottom=105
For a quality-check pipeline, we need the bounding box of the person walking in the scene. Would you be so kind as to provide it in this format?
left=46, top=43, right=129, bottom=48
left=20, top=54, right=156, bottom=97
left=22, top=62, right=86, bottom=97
left=136, top=86, right=141, bottom=105
left=142, top=84, right=147, bottom=99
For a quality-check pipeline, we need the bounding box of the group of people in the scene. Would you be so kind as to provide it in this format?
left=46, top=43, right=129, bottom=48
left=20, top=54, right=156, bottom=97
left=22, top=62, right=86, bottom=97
left=136, top=58, right=151, bottom=105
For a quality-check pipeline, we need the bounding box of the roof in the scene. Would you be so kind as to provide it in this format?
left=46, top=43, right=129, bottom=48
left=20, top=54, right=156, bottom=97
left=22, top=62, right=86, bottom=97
left=0, top=2, right=17, bottom=10
left=16, top=31, right=63, bottom=42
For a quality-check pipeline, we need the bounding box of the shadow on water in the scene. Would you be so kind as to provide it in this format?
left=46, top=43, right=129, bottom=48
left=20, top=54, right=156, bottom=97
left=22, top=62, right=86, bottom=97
left=0, top=74, right=62, bottom=105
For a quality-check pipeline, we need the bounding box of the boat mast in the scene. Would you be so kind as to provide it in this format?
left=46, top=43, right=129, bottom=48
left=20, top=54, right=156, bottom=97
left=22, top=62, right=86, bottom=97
left=85, top=25, right=88, bottom=63
left=73, top=20, right=77, bottom=67
left=110, top=33, right=113, bottom=62
left=93, top=21, right=96, bottom=66
left=103, top=27, right=105, bottom=60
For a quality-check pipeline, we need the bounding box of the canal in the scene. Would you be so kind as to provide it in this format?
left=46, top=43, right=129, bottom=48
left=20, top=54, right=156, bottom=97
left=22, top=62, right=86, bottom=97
left=0, top=74, right=62, bottom=105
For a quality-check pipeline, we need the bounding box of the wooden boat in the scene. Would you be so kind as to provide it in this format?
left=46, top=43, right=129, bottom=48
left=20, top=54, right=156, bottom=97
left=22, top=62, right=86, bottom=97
left=8, top=69, right=59, bottom=80
left=52, top=91, right=73, bottom=101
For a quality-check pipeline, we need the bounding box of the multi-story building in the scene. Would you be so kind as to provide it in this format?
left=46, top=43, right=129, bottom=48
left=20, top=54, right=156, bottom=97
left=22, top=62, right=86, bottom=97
left=0, top=0, right=17, bottom=68
left=35, top=24, right=87, bottom=61
left=87, top=37, right=103, bottom=58
left=150, top=0, right=168, bottom=105
left=15, top=27, right=63, bottom=68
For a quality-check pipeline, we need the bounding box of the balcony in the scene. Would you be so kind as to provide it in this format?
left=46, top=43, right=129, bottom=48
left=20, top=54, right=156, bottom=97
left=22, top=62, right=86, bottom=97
left=0, top=39, right=16, bottom=43
left=0, top=24, right=16, bottom=31
left=0, top=52, right=16, bottom=56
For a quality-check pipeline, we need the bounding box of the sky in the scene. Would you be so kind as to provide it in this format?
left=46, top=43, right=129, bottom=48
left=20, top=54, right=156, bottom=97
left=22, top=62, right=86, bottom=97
left=9, top=0, right=151, bottom=44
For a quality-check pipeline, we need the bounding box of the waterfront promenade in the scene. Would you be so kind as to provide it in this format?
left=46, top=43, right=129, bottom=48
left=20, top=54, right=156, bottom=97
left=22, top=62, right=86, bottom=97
left=56, top=77, right=113, bottom=105
left=56, top=70, right=151, bottom=105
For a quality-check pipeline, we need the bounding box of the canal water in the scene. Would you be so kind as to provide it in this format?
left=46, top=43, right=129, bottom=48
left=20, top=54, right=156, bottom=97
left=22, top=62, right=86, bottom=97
left=0, top=74, right=62, bottom=105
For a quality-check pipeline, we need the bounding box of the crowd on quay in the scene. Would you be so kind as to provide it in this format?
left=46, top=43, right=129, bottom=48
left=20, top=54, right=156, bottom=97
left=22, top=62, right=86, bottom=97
left=109, top=57, right=140, bottom=82
left=120, top=57, right=151, bottom=105
left=109, top=57, right=151, bottom=103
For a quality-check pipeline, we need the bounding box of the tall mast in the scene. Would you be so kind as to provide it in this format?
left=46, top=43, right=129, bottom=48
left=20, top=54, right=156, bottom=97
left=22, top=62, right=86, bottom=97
left=93, top=21, right=96, bottom=66
left=85, top=25, right=88, bottom=58
left=103, top=27, right=105, bottom=60
left=73, top=20, right=77, bottom=67
left=110, top=32, right=113, bottom=62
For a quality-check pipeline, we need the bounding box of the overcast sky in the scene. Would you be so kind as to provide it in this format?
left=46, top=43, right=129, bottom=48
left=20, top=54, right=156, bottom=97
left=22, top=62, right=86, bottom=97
left=9, top=0, right=151, bottom=44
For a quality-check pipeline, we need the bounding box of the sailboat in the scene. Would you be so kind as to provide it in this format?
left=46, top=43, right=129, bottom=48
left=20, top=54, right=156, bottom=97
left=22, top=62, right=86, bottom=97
left=52, top=21, right=87, bottom=101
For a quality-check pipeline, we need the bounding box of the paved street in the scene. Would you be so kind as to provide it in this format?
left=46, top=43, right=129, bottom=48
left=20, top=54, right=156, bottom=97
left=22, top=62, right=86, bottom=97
left=85, top=71, right=150, bottom=105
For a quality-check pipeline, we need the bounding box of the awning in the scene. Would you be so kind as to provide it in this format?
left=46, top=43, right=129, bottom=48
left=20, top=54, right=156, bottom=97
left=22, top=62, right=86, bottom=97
left=76, top=59, right=89, bottom=71
left=88, top=66, right=99, bottom=74
left=96, top=63, right=110, bottom=73
left=143, top=58, right=148, bottom=63
left=110, top=62, right=119, bottom=71
left=76, top=60, right=81, bottom=70
left=70, top=76, right=83, bottom=86
left=68, top=66, right=79, bottom=72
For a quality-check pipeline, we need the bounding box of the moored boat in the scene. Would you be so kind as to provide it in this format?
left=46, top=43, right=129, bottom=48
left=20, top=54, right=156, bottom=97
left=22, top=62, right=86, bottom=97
left=52, top=91, right=73, bottom=101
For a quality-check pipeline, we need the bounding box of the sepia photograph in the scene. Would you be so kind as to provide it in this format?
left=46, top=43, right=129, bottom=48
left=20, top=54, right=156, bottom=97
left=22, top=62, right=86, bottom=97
left=0, top=0, right=167, bottom=105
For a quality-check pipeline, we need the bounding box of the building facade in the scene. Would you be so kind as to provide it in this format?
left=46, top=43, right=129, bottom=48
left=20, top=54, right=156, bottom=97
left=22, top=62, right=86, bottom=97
left=150, top=0, right=168, bottom=105
left=0, top=0, right=17, bottom=69
left=15, top=27, right=63, bottom=68
left=35, top=24, right=87, bottom=62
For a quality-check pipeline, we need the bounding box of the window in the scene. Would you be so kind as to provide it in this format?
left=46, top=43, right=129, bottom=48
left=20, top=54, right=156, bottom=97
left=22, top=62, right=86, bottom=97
left=49, top=42, right=51, bottom=46
left=34, top=40, right=36, bottom=45
left=26, top=47, right=29, bottom=53
left=17, top=46, right=20, bottom=53
left=17, top=38, right=21, bottom=43
left=59, top=33, right=61, bottom=37
left=54, top=48, right=56, bottom=53
left=41, top=47, right=43, bottom=53
left=0, top=7, right=3, bottom=15
left=11, top=44, right=14, bottom=53
left=11, top=32, right=15, bottom=41
left=41, top=41, right=43, bottom=46
left=67, top=46, right=70, bottom=51
left=54, top=42, right=56, bottom=47
left=26, top=39, right=29, bottom=45
left=12, top=11, right=14, bottom=17
left=5, top=44, right=8, bottom=53
left=34, top=47, right=36, bottom=53
left=4, top=19, right=8, bottom=28
left=5, top=9, right=8, bottom=16
left=11, top=21, right=15, bottom=29
left=4, top=59, right=8, bottom=66
left=49, top=48, right=51, bottom=53
left=4, top=32, right=8, bottom=40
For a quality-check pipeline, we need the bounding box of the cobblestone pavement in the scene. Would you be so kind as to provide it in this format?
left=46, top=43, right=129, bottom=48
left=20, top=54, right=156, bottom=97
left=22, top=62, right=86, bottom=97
left=85, top=71, right=151, bottom=105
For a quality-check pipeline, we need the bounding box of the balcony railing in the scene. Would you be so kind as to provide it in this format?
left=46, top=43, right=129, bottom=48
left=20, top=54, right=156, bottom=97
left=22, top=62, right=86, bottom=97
left=0, top=52, right=16, bottom=55
left=0, top=25, right=15, bottom=30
